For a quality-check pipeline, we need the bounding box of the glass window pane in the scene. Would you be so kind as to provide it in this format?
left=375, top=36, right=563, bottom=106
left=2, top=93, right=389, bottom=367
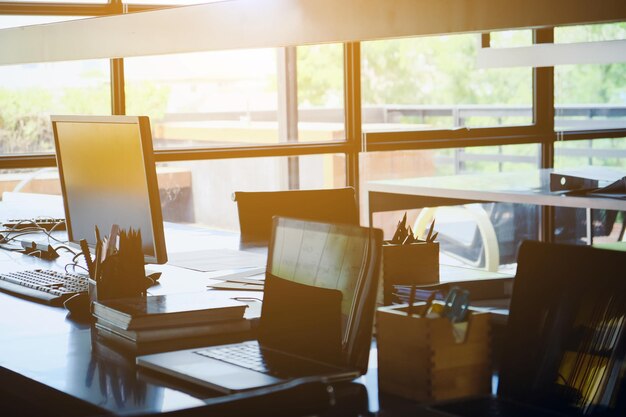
left=554, top=24, right=626, bottom=131
left=361, top=145, right=540, bottom=273
left=555, top=62, right=626, bottom=131
left=125, top=45, right=344, bottom=150
left=0, top=60, right=111, bottom=154
left=157, top=154, right=346, bottom=230
left=490, top=29, right=533, bottom=48
left=554, top=137, right=626, bottom=169
left=553, top=138, right=625, bottom=246
left=297, top=44, right=345, bottom=141
left=361, top=34, right=533, bottom=133
left=0, top=169, right=65, bottom=224
left=555, top=22, right=626, bottom=43
left=0, top=168, right=61, bottom=196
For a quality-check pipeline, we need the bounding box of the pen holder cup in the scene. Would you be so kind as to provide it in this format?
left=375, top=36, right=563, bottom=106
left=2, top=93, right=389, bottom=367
left=376, top=302, right=492, bottom=403
left=88, top=278, right=119, bottom=304
left=382, top=240, right=439, bottom=305
left=88, top=255, right=147, bottom=306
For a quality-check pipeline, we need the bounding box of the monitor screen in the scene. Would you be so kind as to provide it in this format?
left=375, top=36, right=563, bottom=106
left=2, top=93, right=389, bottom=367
left=51, top=115, right=167, bottom=265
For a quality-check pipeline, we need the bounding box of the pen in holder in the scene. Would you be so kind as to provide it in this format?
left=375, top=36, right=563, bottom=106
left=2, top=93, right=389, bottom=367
left=382, top=214, right=439, bottom=305
left=88, top=225, right=147, bottom=303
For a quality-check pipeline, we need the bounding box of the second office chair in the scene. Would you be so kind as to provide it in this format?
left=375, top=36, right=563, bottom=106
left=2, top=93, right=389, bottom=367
left=233, top=187, right=359, bottom=246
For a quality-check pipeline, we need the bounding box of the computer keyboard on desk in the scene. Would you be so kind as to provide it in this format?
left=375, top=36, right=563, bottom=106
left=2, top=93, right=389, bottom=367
left=0, top=269, right=88, bottom=305
left=2, top=218, right=66, bottom=231
left=195, top=342, right=275, bottom=375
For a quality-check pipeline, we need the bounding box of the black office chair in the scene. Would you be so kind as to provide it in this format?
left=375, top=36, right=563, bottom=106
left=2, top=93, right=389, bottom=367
left=499, top=241, right=626, bottom=415
left=422, top=241, right=626, bottom=417
left=232, top=187, right=359, bottom=246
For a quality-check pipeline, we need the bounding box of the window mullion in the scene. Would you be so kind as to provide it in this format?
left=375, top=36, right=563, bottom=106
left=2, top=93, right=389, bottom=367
left=343, top=42, right=361, bottom=195
left=534, top=27, right=555, bottom=169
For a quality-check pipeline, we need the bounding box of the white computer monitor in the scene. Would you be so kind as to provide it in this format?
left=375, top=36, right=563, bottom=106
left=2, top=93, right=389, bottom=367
left=51, top=115, right=167, bottom=264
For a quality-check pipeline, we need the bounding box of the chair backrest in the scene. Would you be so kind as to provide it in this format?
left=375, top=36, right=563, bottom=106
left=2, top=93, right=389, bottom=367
left=499, top=240, right=626, bottom=416
left=264, top=216, right=383, bottom=374
left=233, top=188, right=359, bottom=245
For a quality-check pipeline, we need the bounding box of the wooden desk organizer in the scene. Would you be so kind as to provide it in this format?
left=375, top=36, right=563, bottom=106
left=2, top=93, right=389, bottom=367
left=376, top=302, right=491, bottom=402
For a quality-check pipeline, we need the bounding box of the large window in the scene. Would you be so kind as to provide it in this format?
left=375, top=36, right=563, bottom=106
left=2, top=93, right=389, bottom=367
left=0, top=59, right=110, bottom=154
left=554, top=23, right=626, bottom=131
left=0, top=15, right=109, bottom=155
left=157, top=154, right=346, bottom=230
left=125, top=44, right=344, bottom=149
left=361, top=144, right=540, bottom=272
left=361, top=33, right=533, bottom=132
left=1, top=3, right=624, bottom=273
left=555, top=138, right=626, bottom=169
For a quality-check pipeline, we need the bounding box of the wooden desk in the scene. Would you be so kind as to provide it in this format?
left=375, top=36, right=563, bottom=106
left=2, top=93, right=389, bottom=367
left=0, top=218, right=502, bottom=416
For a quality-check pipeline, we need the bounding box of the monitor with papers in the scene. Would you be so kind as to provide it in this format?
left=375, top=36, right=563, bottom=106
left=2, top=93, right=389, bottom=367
left=51, top=115, right=167, bottom=264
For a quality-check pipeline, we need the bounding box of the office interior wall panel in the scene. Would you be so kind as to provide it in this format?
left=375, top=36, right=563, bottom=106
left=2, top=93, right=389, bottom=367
left=1, top=0, right=625, bottom=65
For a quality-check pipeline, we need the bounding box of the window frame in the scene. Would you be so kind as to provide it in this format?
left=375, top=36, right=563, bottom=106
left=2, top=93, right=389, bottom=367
left=1, top=2, right=625, bottom=211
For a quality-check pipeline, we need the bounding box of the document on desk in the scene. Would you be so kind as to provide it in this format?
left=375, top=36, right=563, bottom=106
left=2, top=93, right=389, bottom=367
left=167, top=249, right=266, bottom=272
left=208, top=281, right=264, bottom=291
left=206, top=267, right=266, bottom=291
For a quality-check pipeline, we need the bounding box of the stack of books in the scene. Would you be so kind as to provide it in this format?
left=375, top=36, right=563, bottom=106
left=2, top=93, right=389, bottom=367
left=392, top=284, right=446, bottom=305
left=93, top=292, right=250, bottom=353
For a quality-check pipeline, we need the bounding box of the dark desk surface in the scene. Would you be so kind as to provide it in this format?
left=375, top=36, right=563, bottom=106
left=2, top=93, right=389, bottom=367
left=0, top=221, right=504, bottom=416
left=0, top=224, right=272, bottom=416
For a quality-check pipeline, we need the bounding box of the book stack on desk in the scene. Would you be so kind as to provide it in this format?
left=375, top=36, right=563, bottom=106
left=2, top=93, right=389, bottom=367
left=391, top=284, right=446, bottom=305
left=93, top=292, right=250, bottom=353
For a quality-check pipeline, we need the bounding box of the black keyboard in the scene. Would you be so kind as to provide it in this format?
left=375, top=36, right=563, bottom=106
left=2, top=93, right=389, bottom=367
left=0, top=269, right=88, bottom=305
left=2, top=218, right=66, bottom=231
left=195, top=341, right=274, bottom=375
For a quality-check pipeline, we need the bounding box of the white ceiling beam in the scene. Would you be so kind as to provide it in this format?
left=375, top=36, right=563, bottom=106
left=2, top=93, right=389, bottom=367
left=0, top=0, right=625, bottom=65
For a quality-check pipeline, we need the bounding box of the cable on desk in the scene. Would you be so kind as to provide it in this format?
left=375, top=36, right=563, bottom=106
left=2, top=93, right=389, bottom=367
left=1, top=218, right=66, bottom=246
left=0, top=219, right=76, bottom=259
left=54, top=245, right=77, bottom=255
left=65, top=263, right=89, bottom=275
left=0, top=228, right=46, bottom=242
